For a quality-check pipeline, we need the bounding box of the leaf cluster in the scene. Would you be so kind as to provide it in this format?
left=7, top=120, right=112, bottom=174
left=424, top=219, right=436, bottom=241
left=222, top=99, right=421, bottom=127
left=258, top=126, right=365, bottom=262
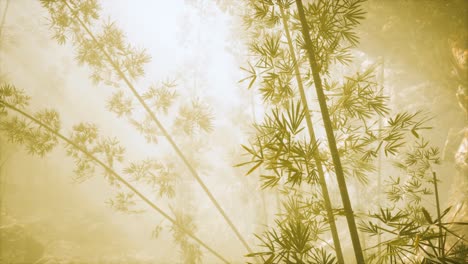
left=170, top=210, right=203, bottom=264
left=291, top=0, right=366, bottom=74
left=124, top=159, right=177, bottom=199
left=106, top=192, right=143, bottom=214
left=247, top=196, right=337, bottom=264
left=1, top=85, right=59, bottom=156
left=360, top=206, right=467, bottom=263
left=237, top=101, right=322, bottom=188
left=66, top=122, right=125, bottom=185
left=387, top=138, right=440, bottom=205
left=38, top=1, right=222, bottom=261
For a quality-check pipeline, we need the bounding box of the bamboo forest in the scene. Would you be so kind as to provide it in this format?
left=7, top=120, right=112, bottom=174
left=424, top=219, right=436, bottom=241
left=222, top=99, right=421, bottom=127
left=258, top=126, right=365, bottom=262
left=0, top=0, right=467, bottom=263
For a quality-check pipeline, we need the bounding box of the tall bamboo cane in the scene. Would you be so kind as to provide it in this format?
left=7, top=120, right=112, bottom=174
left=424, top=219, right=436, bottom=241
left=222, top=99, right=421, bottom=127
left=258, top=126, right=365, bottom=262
left=294, top=0, right=365, bottom=262
left=0, top=100, right=231, bottom=264
left=278, top=4, right=344, bottom=263
left=59, top=0, right=254, bottom=255
left=432, top=172, right=445, bottom=258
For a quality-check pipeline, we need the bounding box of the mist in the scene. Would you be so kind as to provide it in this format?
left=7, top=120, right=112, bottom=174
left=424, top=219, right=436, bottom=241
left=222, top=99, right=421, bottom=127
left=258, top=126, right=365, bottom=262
left=1, top=0, right=467, bottom=263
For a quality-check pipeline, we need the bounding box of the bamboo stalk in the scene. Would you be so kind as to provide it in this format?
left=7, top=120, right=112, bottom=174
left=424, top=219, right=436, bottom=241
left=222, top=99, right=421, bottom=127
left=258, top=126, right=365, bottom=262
left=0, top=139, right=5, bottom=215
left=0, top=0, right=10, bottom=40
left=278, top=4, right=344, bottom=263
left=250, top=86, right=269, bottom=226
left=0, top=100, right=231, bottom=264
left=294, top=0, right=365, bottom=262
left=377, top=57, right=384, bottom=255
left=0, top=0, right=11, bottom=222
left=62, top=1, right=254, bottom=255
left=432, top=171, right=444, bottom=258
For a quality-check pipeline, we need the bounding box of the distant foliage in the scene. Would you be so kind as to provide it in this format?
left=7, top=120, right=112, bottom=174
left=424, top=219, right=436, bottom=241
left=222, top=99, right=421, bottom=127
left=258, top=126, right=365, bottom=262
left=0, top=0, right=227, bottom=262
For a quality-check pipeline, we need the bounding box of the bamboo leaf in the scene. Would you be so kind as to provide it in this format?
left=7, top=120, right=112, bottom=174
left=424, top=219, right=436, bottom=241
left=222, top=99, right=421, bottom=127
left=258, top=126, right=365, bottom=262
left=421, top=207, right=433, bottom=224
left=246, top=161, right=263, bottom=176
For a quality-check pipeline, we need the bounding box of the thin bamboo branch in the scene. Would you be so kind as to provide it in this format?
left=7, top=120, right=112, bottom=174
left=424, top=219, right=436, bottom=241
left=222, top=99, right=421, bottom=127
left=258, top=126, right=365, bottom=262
left=294, top=0, right=365, bottom=263
left=278, top=4, right=344, bottom=263
left=432, top=171, right=444, bottom=258
left=0, top=0, right=10, bottom=40
left=0, top=100, right=231, bottom=264
left=63, top=1, right=254, bottom=255
left=0, top=0, right=11, bottom=221
left=250, top=84, right=269, bottom=227
left=377, top=57, right=384, bottom=255
left=0, top=147, right=12, bottom=215
left=0, top=141, right=5, bottom=214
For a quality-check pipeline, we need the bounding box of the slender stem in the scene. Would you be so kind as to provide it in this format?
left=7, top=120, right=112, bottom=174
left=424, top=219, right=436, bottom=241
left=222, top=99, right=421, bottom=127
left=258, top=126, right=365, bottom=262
left=0, top=0, right=11, bottom=222
left=294, top=1, right=365, bottom=263
left=278, top=4, right=344, bottom=263
left=0, top=140, right=5, bottom=214
left=250, top=89, right=269, bottom=226
left=0, top=0, right=10, bottom=41
left=377, top=57, right=384, bottom=255
left=63, top=1, right=254, bottom=255
left=432, top=171, right=444, bottom=257
left=0, top=148, right=11, bottom=213
left=0, top=100, right=231, bottom=264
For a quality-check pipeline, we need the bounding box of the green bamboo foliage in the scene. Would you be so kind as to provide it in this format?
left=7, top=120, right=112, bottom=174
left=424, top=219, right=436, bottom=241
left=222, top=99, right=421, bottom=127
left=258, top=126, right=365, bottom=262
left=238, top=0, right=370, bottom=262
left=236, top=0, right=466, bottom=263
left=1, top=0, right=235, bottom=262
left=39, top=0, right=254, bottom=259
left=0, top=84, right=230, bottom=263
left=0, top=0, right=244, bottom=262
left=294, top=0, right=365, bottom=261
left=1, top=0, right=466, bottom=263
left=277, top=2, right=344, bottom=262
left=359, top=140, right=468, bottom=263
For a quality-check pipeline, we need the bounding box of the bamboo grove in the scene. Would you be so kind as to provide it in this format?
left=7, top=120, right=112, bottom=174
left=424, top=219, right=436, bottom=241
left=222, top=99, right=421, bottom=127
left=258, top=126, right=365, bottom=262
left=0, top=0, right=467, bottom=263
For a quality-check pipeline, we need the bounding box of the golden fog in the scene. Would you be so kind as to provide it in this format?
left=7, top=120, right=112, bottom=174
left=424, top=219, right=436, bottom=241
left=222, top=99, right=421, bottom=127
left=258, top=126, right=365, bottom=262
left=0, top=0, right=467, bottom=263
